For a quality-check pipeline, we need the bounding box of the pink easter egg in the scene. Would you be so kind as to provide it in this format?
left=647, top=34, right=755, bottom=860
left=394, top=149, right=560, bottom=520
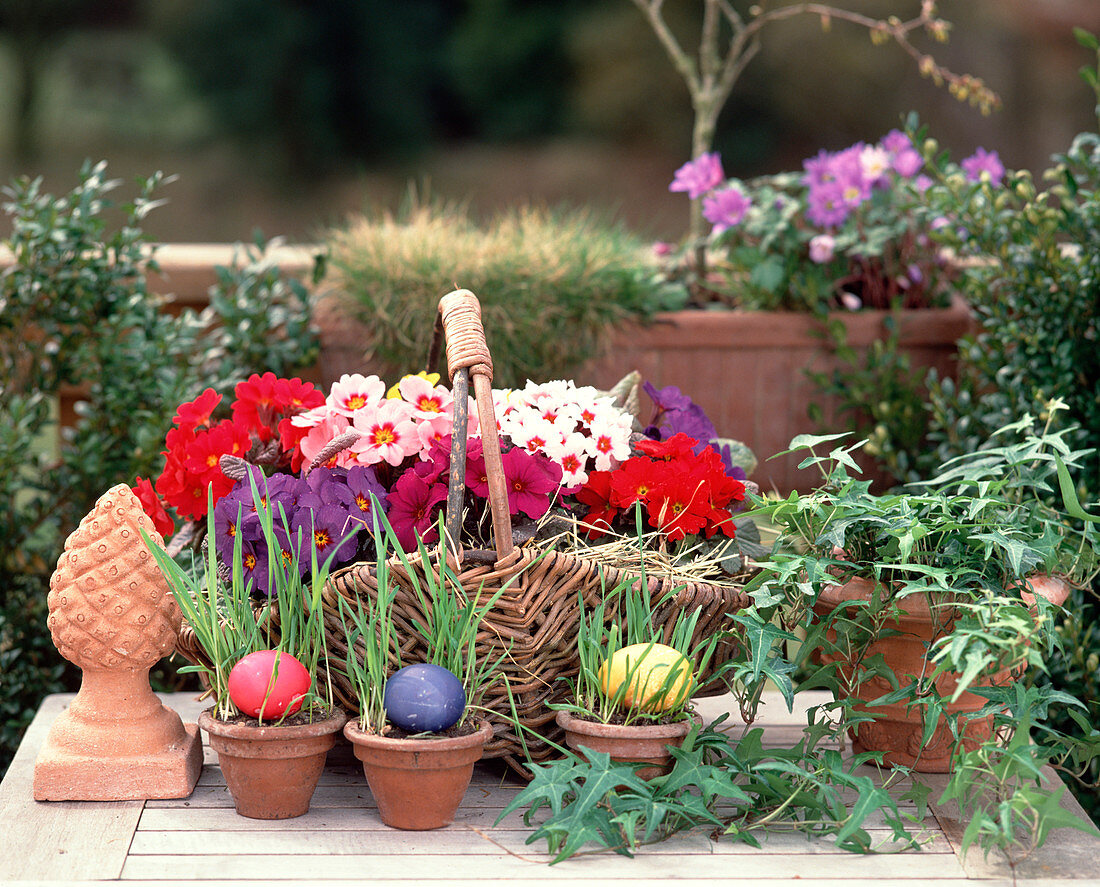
left=228, top=650, right=311, bottom=718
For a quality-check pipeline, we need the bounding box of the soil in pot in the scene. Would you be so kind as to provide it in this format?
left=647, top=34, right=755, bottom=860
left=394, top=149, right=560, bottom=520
left=343, top=718, right=493, bottom=830
left=555, top=709, right=698, bottom=780
left=198, top=707, right=347, bottom=820
left=814, top=574, right=1071, bottom=772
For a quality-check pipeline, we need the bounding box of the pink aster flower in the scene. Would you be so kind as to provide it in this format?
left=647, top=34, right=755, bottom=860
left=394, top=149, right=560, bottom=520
left=703, top=185, right=751, bottom=235
left=328, top=373, right=386, bottom=417
left=350, top=399, right=419, bottom=467
left=808, top=234, right=836, bottom=264
left=961, top=147, right=1004, bottom=186
left=669, top=152, right=725, bottom=200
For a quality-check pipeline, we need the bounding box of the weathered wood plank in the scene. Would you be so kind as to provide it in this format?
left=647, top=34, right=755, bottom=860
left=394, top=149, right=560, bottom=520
left=924, top=770, right=1100, bottom=881
left=39, top=880, right=1023, bottom=887
left=120, top=850, right=969, bottom=881
left=0, top=695, right=151, bottom=881
left=128, top=823, right=955, bottom=856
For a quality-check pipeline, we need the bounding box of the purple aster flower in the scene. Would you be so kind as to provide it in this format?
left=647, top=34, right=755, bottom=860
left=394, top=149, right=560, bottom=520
left=500, top=448, right=559, bottom=520
left=961, top=147, right=1004, bottom=186
left=388, top=470, right=448, bottom=551
left=803, top=149, right=837, bottom=188
left=880, top=129, right=912, bottom=154
left=703, top=185, right=751, bottom=234
left=891, top=148, right=923, bottom=178
left=669, top=152, right=724, bottom=200
left=805, top=181, right=850, bottom=228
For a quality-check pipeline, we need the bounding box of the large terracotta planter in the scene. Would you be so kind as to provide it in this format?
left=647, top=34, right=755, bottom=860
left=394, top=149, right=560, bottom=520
left=555, top=709, right=698, bottom=780
left=198, top=707, right=347, bottom=819
left=343, top=718, right=493, bottom=830
left=813, top=575, right=1070, bottom=772
left=576, top=298, right=973, bottom=494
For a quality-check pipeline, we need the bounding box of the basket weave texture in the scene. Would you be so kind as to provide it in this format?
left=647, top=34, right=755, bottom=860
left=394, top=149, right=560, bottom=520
left=318, top=289, right=752, bottom=771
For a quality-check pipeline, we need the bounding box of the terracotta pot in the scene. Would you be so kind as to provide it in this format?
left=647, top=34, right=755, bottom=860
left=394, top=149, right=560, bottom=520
left=813, top=574, right=1071, bottom=772
left=555, top=709, right=698, bottom=780
left=198, top=708, right=347, bottom=819
left=343, top=718, right=492, bottom=830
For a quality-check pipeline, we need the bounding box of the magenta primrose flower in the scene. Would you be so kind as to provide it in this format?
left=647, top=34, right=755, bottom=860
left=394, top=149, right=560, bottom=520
left=703, top=185, right=751, bottom=234
left=387, top=470, right=447, bottom=550
left=961, top=147, right=1004, bottom=186
left=500, top=447, right=561, bottom=520
left=669, top=152, right=724, bottom=200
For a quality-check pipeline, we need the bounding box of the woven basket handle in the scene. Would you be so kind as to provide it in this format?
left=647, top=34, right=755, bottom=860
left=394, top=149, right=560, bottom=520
left=427, top=289, right=514, bottom=563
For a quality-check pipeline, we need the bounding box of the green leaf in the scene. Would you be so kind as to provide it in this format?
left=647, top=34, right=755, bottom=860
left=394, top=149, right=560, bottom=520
left=1074, top=27, right=1100, bottom=50
left=1054, top=453, right=1100, bottom=523
left=750, top=255, right=786, bottom=292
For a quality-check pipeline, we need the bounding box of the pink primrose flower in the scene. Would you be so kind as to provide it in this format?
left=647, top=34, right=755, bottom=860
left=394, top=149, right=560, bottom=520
left=500, top=448, right=561, bottom=520
left=350, top=399, right=420, bottom=467
left=297, top=410, right=354, bottom=469
left=328, top=373, right=385, bottom=417
left=398, top=374, right=453, bottom=419
left=387, top=470, right=447, bottom=550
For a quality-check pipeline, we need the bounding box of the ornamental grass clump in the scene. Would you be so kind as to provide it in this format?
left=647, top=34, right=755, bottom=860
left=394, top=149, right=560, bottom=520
left=143, top=474, right=340, bottom=723
left=338, top=509, right=512, bottom=735
left=323, top=198, right=672, bottom=386
left=561, top=560, right=726, bottom=727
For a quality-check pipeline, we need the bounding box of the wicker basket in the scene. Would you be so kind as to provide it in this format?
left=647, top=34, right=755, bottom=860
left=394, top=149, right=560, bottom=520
left=318, top=289, right=753, bottom=772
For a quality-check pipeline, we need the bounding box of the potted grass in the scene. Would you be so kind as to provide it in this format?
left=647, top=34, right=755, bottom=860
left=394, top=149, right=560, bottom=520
left=337, top=511, right=509, bottom=831
left=143, top=474, right=347, bottom=819
left=552, top=542, right=731, bottom=780
left=744, top=403, right=1100, bottom=772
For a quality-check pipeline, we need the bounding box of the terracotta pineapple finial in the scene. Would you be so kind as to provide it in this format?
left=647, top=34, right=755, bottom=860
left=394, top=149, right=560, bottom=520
left=33, top=484, right=203, bottom=800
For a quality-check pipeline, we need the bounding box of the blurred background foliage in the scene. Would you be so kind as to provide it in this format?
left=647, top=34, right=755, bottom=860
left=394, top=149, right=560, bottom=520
left=0, top=1, right=1097, bottom=243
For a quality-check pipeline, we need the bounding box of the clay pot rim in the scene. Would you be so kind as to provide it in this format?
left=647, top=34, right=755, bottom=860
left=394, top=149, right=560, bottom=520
left=554, top=708, right=699, bottom=740
left=198, top=707, right=347, bottom=741
left=817, top=572, right=1073, bottom=619
left=343, top=717, right=493, bottom=751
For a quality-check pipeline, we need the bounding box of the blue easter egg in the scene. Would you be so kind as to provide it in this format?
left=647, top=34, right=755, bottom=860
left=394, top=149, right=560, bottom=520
left=383, top=663, right=466, bottom=733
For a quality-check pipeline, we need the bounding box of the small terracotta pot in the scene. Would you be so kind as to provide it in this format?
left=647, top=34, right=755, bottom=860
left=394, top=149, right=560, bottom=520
left=814, top=574, right=1071, bottom=772
left=198, top=708, right=347, bottom=819
left=343, top=718, right=492, bottom=830
left=555, top=709, right=698, bottom=779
